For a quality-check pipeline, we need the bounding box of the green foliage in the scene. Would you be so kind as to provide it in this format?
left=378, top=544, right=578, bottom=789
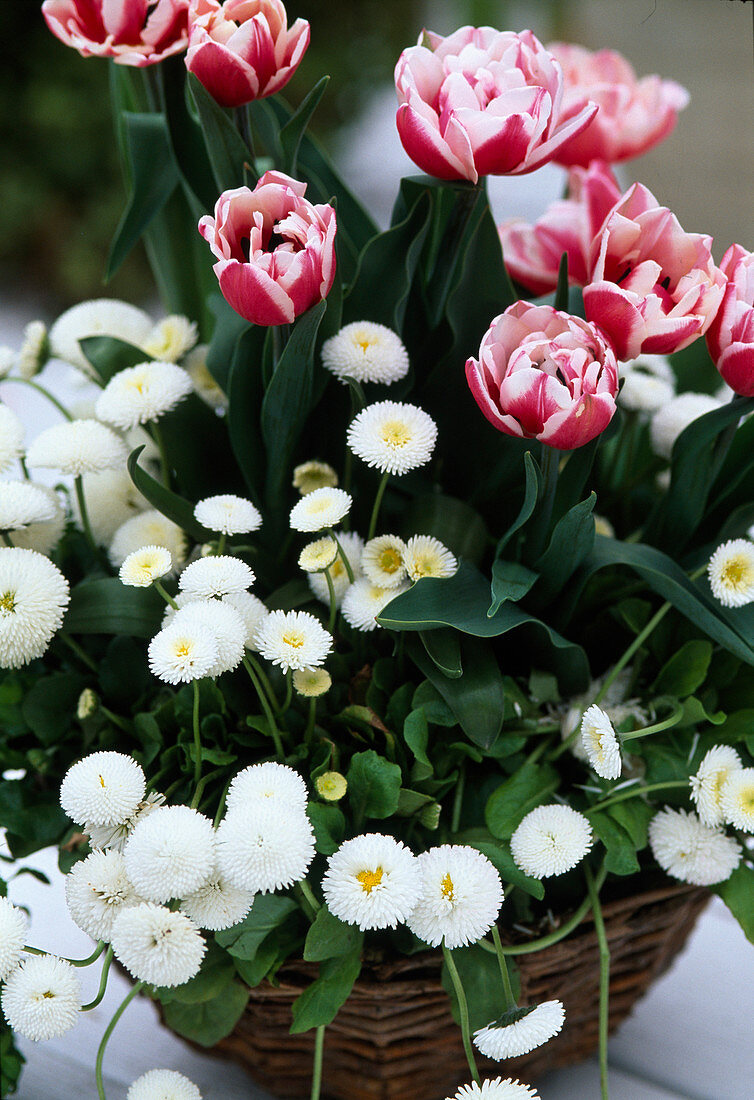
left=347, top=750, right=402, bottom=822
left=304, top=906, right=363, bottom=962
left=162, top=982, right=250, bottom=1047
left=441, top=943, right=514, bottom=1033
left=290, top=950, right=362, bottom=1033
left=485, top=763, right=560, bottom=839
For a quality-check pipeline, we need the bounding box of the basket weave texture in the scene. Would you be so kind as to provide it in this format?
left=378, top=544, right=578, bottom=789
left=203, top=879, right=707, bottom=1100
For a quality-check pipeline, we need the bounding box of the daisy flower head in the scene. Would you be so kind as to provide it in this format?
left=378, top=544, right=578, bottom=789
left=0, top=405, right=25, bottom=472
left=171, top=599, right=247, bottom=676
left=510, top=805, right=593, bottom=879
left=1, top=955, right=81, bottom=1042
left=48, top=299, right=153, bottom=373
left=180, top=874, right=255, bottom=932
left=292, top=460, right=339, bottom=495
left=407, top=845, right=504, bottom=949
left=403, top=535, right=457, bottom=582
left=95, top=361, right=193, bottom=430
left=221, top=590, right=268, bottom=649
left=0, top=896, right=27, bottom=983
left=225, top=762, right=308, bottom=816
left=690, top=745, right=742, bottom=826
left=618, top=355, right=675, bottom=415
left=0, top=481, right=57, bottom=531
left=194, top=494, right=262, bottom=536
left=449, top=1079, right=540, bottom=1100
left=111, top=903, right=206, bottom=987
left=10, top=485, right=66, bottom=555
left=293, top=667, right=332, bottom=697
left=216, top=802, right=316, bottom=893
left=64, top=849, right=140, bottom=941
left=124, top=805, right=216, bottom=904
left=184, top=344, right=227, bottom=412
left=649, top=392, right=721, bottom=461
left=254, top=609, right=332, bottom=672
left=85, top=790, right=165, bottom=854
left=16, top=321, right=48, bottom=380
left=473, top=1001, right=565, bottom=1060
left=109, top=510, right=187, bottom=569
left=315, top=771, right=347, bottom=801
left=341, top=577, right=407, bottom=632
left=0, top=547, right=69, bottom=668
left=127, top=1069, right=202, bottom=1100
left=289, top=487, right=352, bottom=533
left=298, top=536, right=338, bottom=573
left=178, top=555, right=255, bottom=600
left=119, top=545, right=173, bottom=588
left=322, top=833, right=420, bottom=930
left=580, top=704, right=622, bottom=780
left=308, top=531, right=363, bottom=607
left=347, top=400, right=437, bottom=476
left=708, top=539, right=754, bottom=608
left=148, top=621, right=220, bottom=684
left=361, top=535, right=407, bottom=588
left=720, top=767, right=754, bottom=832
left=26, top=419, right=127, bottom=477
left=142, top=315, right=199, bottom=362
left=321, top=321, right=410, bottom=386
left=61, top=751, right=146, bottom=828
left=649, top=807, right=741, bottom=885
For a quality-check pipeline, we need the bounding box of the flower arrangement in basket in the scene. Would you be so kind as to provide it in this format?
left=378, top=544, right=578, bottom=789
left=1, top=4, right=754, bottom=1099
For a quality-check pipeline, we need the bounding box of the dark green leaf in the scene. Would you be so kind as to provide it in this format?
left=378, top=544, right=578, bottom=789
left=496, top=452, right=541, bottom=554
left=127, top=446, right=211, bottom=543
left=347, top=750, right=402, bottom=820
left=652, top=640, right=713, bottom=698
left=554, top=251, right=569, bottom=312
left=403, top=494, right=488, bottom=566
left=215, top=895, right=299, bottom=960
left=304, top=905, right=363, bottom=962
left=22, top=673, right=85, bottom=746
left=280, top=76, right=329, bottom=176
left=532, top=494, right=596, bottom=603
left=79, top=336, right=147, bottom=385
left=157, top=942, right=236, bottom=1004
left=589, top=811, right=640, bottom=876
left=485, top=762, right=559, bottom=839
left=461, top=832, right=545, bottom=899
left=187, top=73, right=253, bottom=192
left=441, top=942, right=513, bottom=1033
left=64, top=578, right=163, bottom=638
left=421, top=629, right=462, bottom=678
left=307, top=802, right=345, bottom=856
left=289, top=950, right=362, bottom=1033
left=162, top=981, right=249, bottom=1046
left=713, top=862, right=754, bottom=943
left=489, top=560, right=539, bottom=616
left=206, top=294, right=251, bottom=395
left=403, top=708, right=433, bottom=776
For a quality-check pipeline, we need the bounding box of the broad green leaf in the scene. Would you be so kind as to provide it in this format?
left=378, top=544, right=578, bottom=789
left=407, top=635, right=503, bottom=751
left=159, top=56, right=217, bottom=212
left=485, top=762, right=559, bottom=838
left=411, top=681, right=457, bottom=727
left=215, top=895, right=299, bottom=960
left=403, top=493, right=488, bottom=566
left=713, top=862, right=754, bottom=944
left=157, top=942, right=236, bottom=1004
left=64, top=578, right=163, bottom=638
left=589, top=810, right=640, bottom=876
left=679, top=696, right=726, bottom=729
left=280, top=76, right=329, bottom=176
left=652, top=640, right=713, bottom=698
left=187, top=73, right=252, bottom=192
left=79, top=336, right=146, bottom=385
left=489, top=560, right=539, bottom=616
left=396, top=788, right=434, bottom=815
left=532, top=494, right=596, bottom=603
left=206, top=293, right=250, bottom=394
left=162, top=982, right=249, bottom=1046
left=0, top=782, right=68, bottom=851
left=289, top=950, right=362, bottom=1033
left=460, top=831, right=545, bottom=899
left=496, top=452, right=541, bottom=554
left=225, top=325, right=267, bottom=499
left=441, top=943, right=515, bottom=1033
left=127, top=446, right=211, bottom=543
left=607, top=800, right=654, bottom=851
left=158, top=392, right=238, bottom=499
left=304, top=906, right=363, bottom=962
left=22, top=673, right=85, bottom=746
left=403, top=708, right=433, bottom=776
left=554, top=251, right=569, bottom=312
left=421, top=629, right=462, bottom=678
left=347, top=750, right=402, bottom=820
left=307, top=801, right=345, bottom=855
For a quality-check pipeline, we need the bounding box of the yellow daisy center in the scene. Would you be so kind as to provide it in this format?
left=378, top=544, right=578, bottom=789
left=721, top=555, right=753, bottom=591
left=441, top=872, right=455, bottom=902
left=357, top=866, right=383, bottom=893
left=738, top=788, right=754, bottom=814
left=378, top=547, right=402, bottom=574
left=175, top=641, right=192, bottom=659
left=282, top=631, right=305, bottom=649
left=380, top=420, right=411, bottom=448
left=0, top=590, right=16, bottom=614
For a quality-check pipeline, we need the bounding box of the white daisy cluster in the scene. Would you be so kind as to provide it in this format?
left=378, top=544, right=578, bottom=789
left=109, top=510, right=188, bottom=569
left=127, top=1069, right=202, bottom=1100
left=510, top=805, right=593, bottom=879
left=12, top=320, right=49, bottom=380
left=0, top=481, right=58, bottom=532
left=142, top=315, right=199, bottom=363
left=292, top=460, right=338, bottom=495
left=1, top=953, right=82, bottom=1043
left=254, top=609, right=332, bottom=674
left=648, top=807, right=741, bottom=886
left=649, top=392, right=722, bottom=461
left=321, top=322, right=410, bottom=386
left=322, top=834, right=420, bottom=930
left=26, top=419, right=127, bottom=477
left=618, top=354, right=675, bottom=415
left=407, top=844, right=504, bottom=949
left=185, top=344, right=227, bottom=411
left=194, top=494, right=262, bottom=536
left=0, top=405, right=25, bottom=473
left=289, top=487, right=352, bottom=533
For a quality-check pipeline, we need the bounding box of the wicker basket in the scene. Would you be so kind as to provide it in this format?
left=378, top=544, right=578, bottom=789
left=198, top=879, right=707, bottom=1100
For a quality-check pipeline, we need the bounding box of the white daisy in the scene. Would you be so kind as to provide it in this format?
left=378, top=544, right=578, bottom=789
left=580, top=705, right=622, bottom=780
left=347, top=401, right=437, bottom=476
left=109, top=510, right=188, bottom=570
left=85, top=791, right=165, bottom=853
left=111, top=903, right=206, bottom=988
left=0, top=405, right=24, bottom=473
left=216, top=803, right=315, bottom=893
left=10, top=485, right=66, bottom=555
left=407, top=845, right=504, bottom=949
left=48, top=299, right=153, bottom=372
left=61, top=751, right=146, bottom=828
left=77, top=687, right=98, bottom=719
left=315, top=771, right=347, bottom=801
left=293, top=667, right=332, bottom=697
left=321, top=321, right=410, bottom=385
left=322, top=833, right=420, bottom=930
left=648, top=806, right=741, bottom=885
left=292, top=460, right=338, bottom=495
left=180, top=874, right=255, bottom=932
left=221, top=590, right=268, bottom=649
left=708, top=539, right=754, bottom=608
left=142, top=315, right=199, bottom=362
left=16, top=321, right=48, bottom=380
left=225, top=762, right=308, bottom=815
left=119, top=545, right=173, bottom=587
left=1, top=955, right=81, bottom=1041
left=148, top=621, right=219, bottom=684
left=178, top=555, right=254, bottom=600
left=184, top=345, right=227, bottom=412
left=64, top=849, right=141, bottom=941
left=26, top=419, right=127, bottom=477
left=473, top=1000, right=565, bottom=1060
left=308, top=532, right=364, bottom=608
left=690, top=745, right=742, bottom=826
left=124, top=805, right=216, bottom=904
left=0, top=896, right=27, bottom=983
left=77, top=469, right=150, bottom=547
left=649, top=393, right=722, bottom=460
left=510, top=805, right=593, bottom=879
left=361, top=535, right=407, bottom=588
left=618, top=355, right=675, bottom=415
left=171, top=599, right=247, bottom=676
left=0, top=548, right=70, bottom=668
left=449, top=1079, right=540, bottom=1100
left=720, top=768, right=754, bottom=832
left=341, top=577, right=406, bottom=632
left=289, top=487, right=352, bottom=533
left=95, top=361, right=193, bottom=430
left=127, top=1069, right=202, bottom=1100
left=403, top=535, right=457, bottom=582
left=0, top=481, right=58, bottom=531
left=254, top=609, right=332, bottom=672
left=194, top=494, right=262, bottom=536
left=298, top=536, right=338, bottom=573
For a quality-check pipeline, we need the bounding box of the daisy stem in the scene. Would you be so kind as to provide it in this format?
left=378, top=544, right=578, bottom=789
left=310, top=1024, right=325, bottom=1100
left=0, top=376, right=73, bottom=420
left=367, top=471, right=390, bottom=541
left=95, top=979, right=144, bottom=1100
left=296, top=878, right=322, bottom=919
left=620, top=702, right=684, bottom=740
left=217, top=532, right=227, bottom=556
left=82, top=946, right=113, bottom=1011
left=246, top=652, right=282, bottom=712
left=586, top=779, right=689, bottom=814
left=151, top=420, right=171, bottom=489
left=490, top=924, right=517, bottom=1011
left=23, top=941, right=106, bottom=967
left=0, top=531, right=13, bottom=546
left=594, top=601, right=672, bottom=706
left=192, top=678, right=203, bottom=791
left=191, top=767, right=226, bottom=812
left=442, top=942, right=481, bottom=1086
left=213, top=776, right=233, bottom=828
left=305, top=696, right=318, bottom=745
left=329, top=530, right=355, bottom=583
left=153, top=579, right=178, bottom=610
left=74, top=475, right=102, bottom=561
left=99, top=705, right=130, bottom=733
left=243, top=656, right=285, bottom=759
left=586, top=863, right=610, bottom=1100
left=59, top=631, right=99, bottom=674
left=450, top=761, right=466, bottom=833
left=281, top=670, right=293, bottom=716
left=20, top=456, right=30, bottom=480
left=325, top=567, right=337, bottom=634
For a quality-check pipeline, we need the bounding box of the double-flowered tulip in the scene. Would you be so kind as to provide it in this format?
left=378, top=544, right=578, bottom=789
left=706, top=245, right=754, bottom=396
left=42, top=0, right=190, bottom=66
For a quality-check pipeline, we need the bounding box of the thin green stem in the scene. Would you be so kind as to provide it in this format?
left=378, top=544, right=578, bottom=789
left=217, top=532, right=227, bottom=556
left=74, top=476, right=101, bottom=559
left=305, top=696, right=317, bottom=745
left=82, top=947, right=113, bottom=1011
left=59, top=631, right=99, bottom=673
left=621, top=703, right=684, bottom=740
left=491, top=925, right=517, bottom=1011
left=150, top=420, right=171, bottom=489
left=19, top=456, right=30, bottom=480
left=1, top=376, right=74, bottom=420
left=246, top=652, right=281, bottom=712
left=214, top=777, right=233, bottom=828
left=586, top=779, right=689, bottom=815
left=451, top=761, right=466, bottom=833
left=192, top=678, right=202, bottom=791
left=95, top=980, right=144, bottom=1100
left=594, top=601, right=671, bottom=706
left=280, top=670, right=293, bottom=716
left=329, top=530, right=355, bottom=583
left=243, top=656, right=285, bottom=759
left=325, top=567, right=337, bottom=634
left=99, top=705, right=131, bottom=733
left=298, top=878, right=322, bottom=917
left=367, top=471, right=390, bottom=541
left=191, top=766, right=225, bottom=812
left=586, top=864, right=610, bottom=1100
left=442, top=942, right=480, bottom=1086
left=24, top=941, right=106, bottom=967
left=310, top=1024, right=325, bottom=1100
left=1, top=531, right=13, bottom=546
left=153, top=579, right=178, bottom=610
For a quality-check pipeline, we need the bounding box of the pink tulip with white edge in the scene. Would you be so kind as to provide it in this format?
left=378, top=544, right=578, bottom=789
left=42, top=0, right=190, bottom=66
left=706, top=244, right=754, bottom=397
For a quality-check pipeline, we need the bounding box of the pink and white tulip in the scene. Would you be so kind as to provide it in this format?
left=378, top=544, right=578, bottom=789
left=185, top=0, right=309, bottom=107
left=465, top=302, right=619, bottom=450
left=583, top=184, right=726, bottom=361
left=42, top=0, right=189, bottom=66
left=549, top=43, right=689, bottom=167
left=706, top=245, right=754, bottom=396
left=499, top=160, right=621, bottom=295
left=394, top=27, right=597, bottom=184
left=198, top=171, right=336, bottom=326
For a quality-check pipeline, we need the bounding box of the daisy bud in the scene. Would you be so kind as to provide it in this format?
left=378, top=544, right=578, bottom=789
left=76, top=687, right=99, bottom=720
left=315, top=771, right=347, bottom=802
left=293, top=667, right=332, bottom=697
left=292, top=460, right=339, bottom=495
